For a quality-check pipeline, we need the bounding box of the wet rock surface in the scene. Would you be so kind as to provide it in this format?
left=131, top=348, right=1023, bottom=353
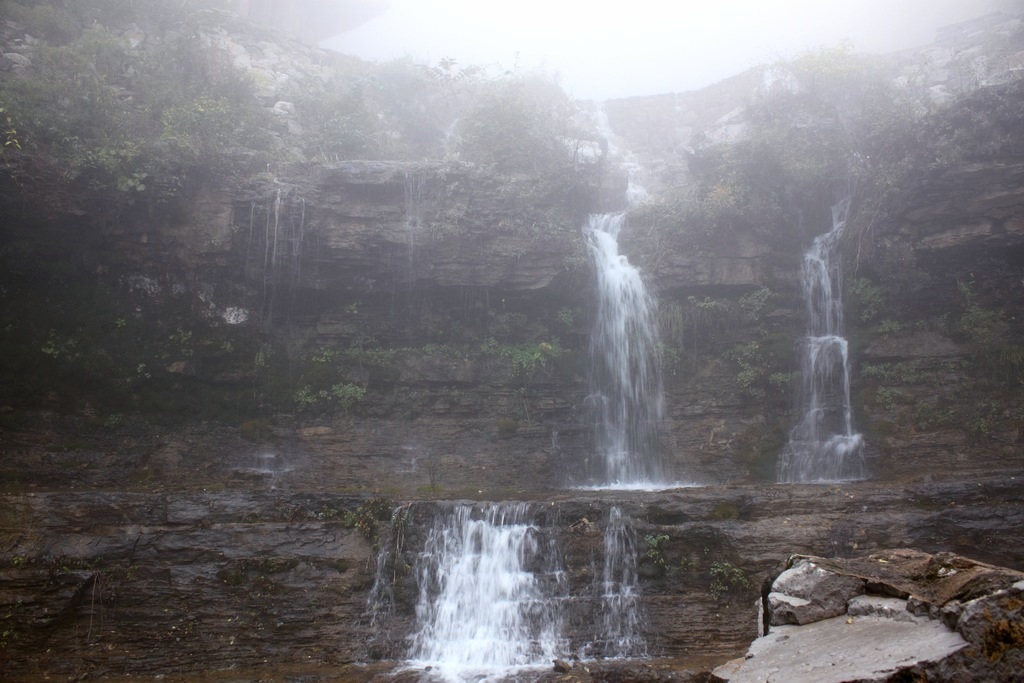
left=2, top=464, right=1023, bottom=680
left=713, top=549, right=1024, bottom=682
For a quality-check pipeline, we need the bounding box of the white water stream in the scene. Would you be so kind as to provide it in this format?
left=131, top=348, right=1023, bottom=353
left=593, top=506, right=646, bottom=658
left=584, top=213, right=666, bottom=488
left=778, top=198, right=866, bottom=482
left=408, top=503, right=567, bottom=682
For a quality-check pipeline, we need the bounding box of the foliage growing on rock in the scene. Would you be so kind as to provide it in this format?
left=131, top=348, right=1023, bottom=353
left=0, top=0, right=271, bottom=204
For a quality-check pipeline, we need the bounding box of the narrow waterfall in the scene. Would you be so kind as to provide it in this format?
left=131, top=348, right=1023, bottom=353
left=778, top=198, right=865, bottom=483
left=585, top=213, right=666, bottom=487
left=592, top=506, right=646, bottom=658
left=408, top=503, right=567, bottom=681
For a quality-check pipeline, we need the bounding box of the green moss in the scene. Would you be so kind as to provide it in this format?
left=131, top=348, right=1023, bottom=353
left=52, top=437, right=97, bottom=452
left=239, top=419, right=273, bottom=443
left=734, top=419, right=786, bottom=481
left=326, top=558, right=351, bottom=573
left=495, top=418, right=519, bottom=438
left=710, top=502, right=740, bottom=521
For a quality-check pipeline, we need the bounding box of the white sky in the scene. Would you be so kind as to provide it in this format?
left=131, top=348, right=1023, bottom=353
left=323, top=0, right=1019, bottom=100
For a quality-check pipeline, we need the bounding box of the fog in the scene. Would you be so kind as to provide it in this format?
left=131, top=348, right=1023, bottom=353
left=323, top=0, right=1021, bottom=100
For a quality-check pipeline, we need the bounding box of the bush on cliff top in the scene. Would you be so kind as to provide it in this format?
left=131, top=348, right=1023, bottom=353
left=0, top=0, right=270, bottom=203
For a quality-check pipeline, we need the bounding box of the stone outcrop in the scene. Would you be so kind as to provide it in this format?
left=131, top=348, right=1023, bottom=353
left=713, top=550, right=1024, bottom=682
left=894, top=160, right=1024, bottom=256
left=306, top=161, right=590, bottom=293
left=767, top=560, right=865, bottom=626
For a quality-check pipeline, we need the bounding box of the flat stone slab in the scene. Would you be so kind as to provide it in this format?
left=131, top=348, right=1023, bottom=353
left=713, top=612, right=967, bottom=682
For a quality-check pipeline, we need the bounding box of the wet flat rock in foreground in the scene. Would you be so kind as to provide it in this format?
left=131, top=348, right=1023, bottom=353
left=713, top=549, right=1024, bottom=683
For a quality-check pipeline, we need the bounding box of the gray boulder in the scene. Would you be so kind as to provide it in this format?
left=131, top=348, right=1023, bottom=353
left=713, top=550, right=1024, bottom=683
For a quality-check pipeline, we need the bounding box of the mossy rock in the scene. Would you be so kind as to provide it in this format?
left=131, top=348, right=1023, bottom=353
left=734, top=419, right=786, bottom=481
left=710, top=502, right=741, bottom=521
left=495, top=418, right=519, bottom=438
left=239, top=418, right=274, bottom=443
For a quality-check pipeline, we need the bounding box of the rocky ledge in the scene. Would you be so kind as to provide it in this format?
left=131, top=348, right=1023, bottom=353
left=713, top=549, right=1024, bottom=682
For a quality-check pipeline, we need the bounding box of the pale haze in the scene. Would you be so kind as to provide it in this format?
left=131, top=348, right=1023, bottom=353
left=324, top=0, right=1020, bottom=100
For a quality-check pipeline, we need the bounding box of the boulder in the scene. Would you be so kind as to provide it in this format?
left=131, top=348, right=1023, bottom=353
left=767, top=559, right=865, bottom=625
left=713, top=550, right=1024, bottom=683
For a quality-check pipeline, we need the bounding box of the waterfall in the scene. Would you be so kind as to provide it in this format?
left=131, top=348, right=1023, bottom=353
left=585, top=213, right=666, bottom=487
left=408, top=503, right=567, bottom=681
left=595, top=105, right=648, bottom=205
left=778, top=198, right=865, bottom=483
left=592, top=506, right=646, bottom=658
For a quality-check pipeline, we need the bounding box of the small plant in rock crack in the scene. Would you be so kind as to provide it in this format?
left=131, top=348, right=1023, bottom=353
left=709, top=560, right=750, bottom=599
left=644, top=533, right=669, bottom=570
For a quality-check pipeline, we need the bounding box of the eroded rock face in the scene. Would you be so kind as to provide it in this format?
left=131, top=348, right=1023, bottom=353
left=713, top=549, right=1024, bottom=683
left=896, top=161, right=1024, bottom=254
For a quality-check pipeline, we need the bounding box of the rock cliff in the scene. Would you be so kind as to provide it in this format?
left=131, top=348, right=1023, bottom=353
left=1, top=3, right=1024, bottom=681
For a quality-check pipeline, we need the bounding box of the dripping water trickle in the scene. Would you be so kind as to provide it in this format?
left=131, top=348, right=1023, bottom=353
left=589, top=506, right=646, bottom=659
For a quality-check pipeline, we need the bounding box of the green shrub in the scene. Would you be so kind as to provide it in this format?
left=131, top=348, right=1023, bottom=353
left=331, top=383, right=366, bottom=414
left=849, top=278, right=885, bottom=324
left=457, top=74, right=578, bottom=175
left=0, top=6, right=270, bottom=201
left=643, top=533, right=669, bottom=571
left=709, top=560, right=750, bottom=598
left=495, top=418, right=519, bottom=438
left=710, top=502, right=740, bottom=520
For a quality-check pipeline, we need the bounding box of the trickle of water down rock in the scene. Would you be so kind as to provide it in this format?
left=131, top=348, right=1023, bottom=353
left=778, top=198, right=866, bottom=483
left=593, top=506, right=647, bottom=659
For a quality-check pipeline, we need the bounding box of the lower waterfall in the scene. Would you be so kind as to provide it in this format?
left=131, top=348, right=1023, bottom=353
left=408, top=503, right=567, bottom=681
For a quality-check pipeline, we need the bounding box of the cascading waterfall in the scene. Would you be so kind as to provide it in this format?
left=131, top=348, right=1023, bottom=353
left=585, top=213, right=666, bottom=487
left=592, top=506, right=646, bottom=658
left=595, top=106, right=648, bottom=205
left=778, top=198, right=865, bottom=483
left=408, top=503, right=567, bottom=681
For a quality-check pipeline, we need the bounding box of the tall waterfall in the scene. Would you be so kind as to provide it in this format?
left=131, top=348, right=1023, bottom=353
left=408, top=503, right=567, bottom=681
left=585, top=213, right=666, bottom=487
left=778, top=198, right=865, bottom=483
